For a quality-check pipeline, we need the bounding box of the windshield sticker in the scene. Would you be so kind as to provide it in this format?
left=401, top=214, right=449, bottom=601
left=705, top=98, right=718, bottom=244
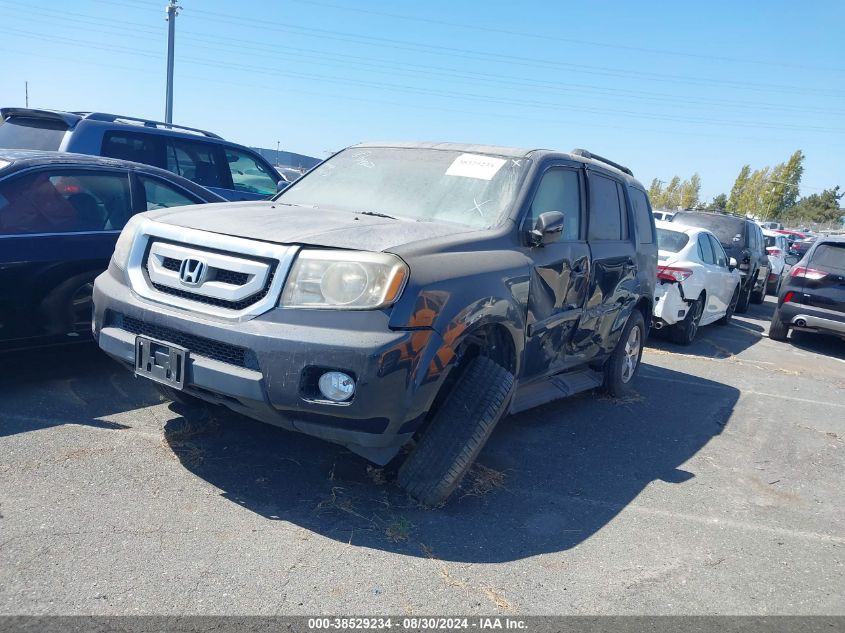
left=445, top=154, right=506, bottom=180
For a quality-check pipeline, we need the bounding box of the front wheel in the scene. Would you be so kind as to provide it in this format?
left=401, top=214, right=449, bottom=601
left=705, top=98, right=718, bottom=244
left=716, top=285, right=740, bottom=325
left=736, top=279, right=752, bottom=314
left=603, top=311, right=645, bottom=397
left=398, top=356, right=515, bottom=506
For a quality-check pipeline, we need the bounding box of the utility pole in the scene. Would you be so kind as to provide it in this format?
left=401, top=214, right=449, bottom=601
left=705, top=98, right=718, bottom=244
left=165, top=0, right=180, bottom=125
left=25, top=81, right=28, bottom=107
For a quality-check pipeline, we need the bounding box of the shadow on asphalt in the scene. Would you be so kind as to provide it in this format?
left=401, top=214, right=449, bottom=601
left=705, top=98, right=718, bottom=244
left=0, top=343, right=159, bottom=436
left=160, top=362, right=739, bottom=563
left=788, top=330, right=845, bottom=361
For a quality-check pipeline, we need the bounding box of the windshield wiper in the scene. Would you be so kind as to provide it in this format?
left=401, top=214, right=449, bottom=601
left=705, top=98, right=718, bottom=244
left=357, top=210, right=397, bottom=220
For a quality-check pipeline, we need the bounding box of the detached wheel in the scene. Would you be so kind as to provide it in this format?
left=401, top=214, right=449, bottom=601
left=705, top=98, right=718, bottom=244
left=717, top=284, right=740, bottom=326
left=398, top=355, right=515, bottom=506
left=603, top=310, right=645, bottom=397
left=768, top=308, right=789, bottom=341
left=670, top=294, right=704, bottom=345
left=736, top=280, right=752, bottom=314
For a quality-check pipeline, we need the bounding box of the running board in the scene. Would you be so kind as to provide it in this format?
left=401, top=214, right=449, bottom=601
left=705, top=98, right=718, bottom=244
left=510, top=368, right=604, bottom=414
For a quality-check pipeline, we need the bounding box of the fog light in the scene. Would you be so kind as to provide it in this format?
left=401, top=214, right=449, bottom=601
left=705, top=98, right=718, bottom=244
left=318, top=371, right=355, bottom=402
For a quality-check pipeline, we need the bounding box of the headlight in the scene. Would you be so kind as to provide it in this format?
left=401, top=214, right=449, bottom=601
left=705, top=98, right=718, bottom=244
left=280, top=250, right=408, bottom=309
left=111, top=215, right=145, bottom=271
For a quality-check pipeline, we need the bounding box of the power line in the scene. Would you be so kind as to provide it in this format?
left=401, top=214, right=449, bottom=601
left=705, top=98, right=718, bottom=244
left=97, top=0, right=845, bottom=98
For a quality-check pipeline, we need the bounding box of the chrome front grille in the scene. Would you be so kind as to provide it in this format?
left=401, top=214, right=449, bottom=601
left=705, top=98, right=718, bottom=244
left=126, top=220, right=298, bottom=321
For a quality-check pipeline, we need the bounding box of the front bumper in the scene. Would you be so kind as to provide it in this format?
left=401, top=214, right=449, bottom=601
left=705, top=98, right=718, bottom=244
left=93, top=266, right=450, bottom=463
left=778, top=301, right=845, bottom=339
left=653, top=282, right=689, bottom=327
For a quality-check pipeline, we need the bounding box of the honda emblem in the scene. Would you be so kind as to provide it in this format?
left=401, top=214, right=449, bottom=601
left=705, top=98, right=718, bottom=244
left=179, top=258, right=208, bottom=287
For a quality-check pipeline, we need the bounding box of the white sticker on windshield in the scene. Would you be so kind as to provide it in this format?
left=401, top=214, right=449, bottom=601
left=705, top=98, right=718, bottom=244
left=445, top=153, right=506, bottom=181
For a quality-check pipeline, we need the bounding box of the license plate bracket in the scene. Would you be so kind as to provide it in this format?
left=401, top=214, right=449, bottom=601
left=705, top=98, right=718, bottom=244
left=135, top=336, right=188, bottom=390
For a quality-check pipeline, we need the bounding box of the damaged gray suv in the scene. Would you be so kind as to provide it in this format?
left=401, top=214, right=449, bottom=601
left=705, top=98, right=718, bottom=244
left=93, top=142, right=657, bottom=504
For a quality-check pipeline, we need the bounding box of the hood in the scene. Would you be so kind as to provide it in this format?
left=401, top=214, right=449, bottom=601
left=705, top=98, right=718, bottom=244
left=148, top=201, right=474, bottom=252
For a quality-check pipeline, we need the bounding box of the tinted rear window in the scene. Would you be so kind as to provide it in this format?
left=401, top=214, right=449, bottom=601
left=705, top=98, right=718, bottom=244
left=0, top=117, right=67, bottom=151
left=673, top=213, right=745, bottom=246
left=657, top=228, right=689, bottom=253
left=810, top=243, right=845, bottom=274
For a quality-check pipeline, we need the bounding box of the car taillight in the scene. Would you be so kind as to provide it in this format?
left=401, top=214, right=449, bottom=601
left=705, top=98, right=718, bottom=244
left=790, top=266, right=826, bottom=280
left=767, top=248, right=783, bottom=257
left=657, top=266, right=693, bottom=282
left=783, top=291, right=795, bottom=303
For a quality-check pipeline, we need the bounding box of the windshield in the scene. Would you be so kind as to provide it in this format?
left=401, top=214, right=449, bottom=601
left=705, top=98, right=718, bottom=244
left=276, top=147, right=527, bottom=228
left=657, top=228, right=690, bottom=253
left=673, top=213, right=745, bottom=246
left=0, top=117, right=67, bottom=151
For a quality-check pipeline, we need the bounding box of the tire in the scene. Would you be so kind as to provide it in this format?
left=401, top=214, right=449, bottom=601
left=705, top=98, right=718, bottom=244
left=735, top=279, right=752, bottom=314
left=38, top=271, right=99, bottom=337
left=603, top=310, right=645, bottom=397
left=397, top=356, right=515, bottom=506
left=768, top=308, right=789, bottom=341
left=716, top=285, right=740, bottom=325
left=670, top=294, right=704, bottom=345
left=751, top=283, right=765, bottom=304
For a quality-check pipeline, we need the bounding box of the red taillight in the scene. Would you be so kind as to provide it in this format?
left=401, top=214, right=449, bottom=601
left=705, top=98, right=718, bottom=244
left=657, top=266, right=693, bottom=282
left=783, top=291, right=794, bottom=303
left=767, top=248, right=783, bottom=257
left=790, top=266, right=826, bottom=280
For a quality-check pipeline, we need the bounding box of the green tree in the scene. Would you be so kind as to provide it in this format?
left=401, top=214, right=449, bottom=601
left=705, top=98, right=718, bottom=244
left=679, top=173, right=701, bottom=209
left=648, top=178, right=664, bottom=207
left=711, top=193, right=728, bottom=210
left=727, top=165, right=751, bottom=213
left=786, top=186, right=843, bottom=225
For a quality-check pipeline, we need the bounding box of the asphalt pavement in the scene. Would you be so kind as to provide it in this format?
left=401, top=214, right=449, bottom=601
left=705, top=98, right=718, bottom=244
left=1, top=296, right=844, bottom=615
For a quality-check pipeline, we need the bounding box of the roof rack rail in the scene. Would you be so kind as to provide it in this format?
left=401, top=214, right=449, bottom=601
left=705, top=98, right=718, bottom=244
left=72, top=112, right=223, bottom=139
left=571, top=148, right=633, bottom=177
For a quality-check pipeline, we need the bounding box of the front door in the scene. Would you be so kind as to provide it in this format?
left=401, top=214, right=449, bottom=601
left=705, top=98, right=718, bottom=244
left=522, top=164, right=591, bottom=378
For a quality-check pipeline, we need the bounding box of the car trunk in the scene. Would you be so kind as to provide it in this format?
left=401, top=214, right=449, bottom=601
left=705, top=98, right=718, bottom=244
left=800, top=242, right=845, bottom=314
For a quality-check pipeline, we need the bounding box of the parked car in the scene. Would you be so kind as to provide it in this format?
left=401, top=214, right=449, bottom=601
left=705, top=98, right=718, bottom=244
left=0, top=150, right=224, bottom=351
left=773, top=229, right=809, bottom=245
left=759, top=221, right=784, bottom=230
left=670, top=211, right=770, bottom=313
left=652, top=221, right=742, bottom=344
left=653, top=210, right=675, bottom=221
left=92, top=142, right=658, bottom=504
left=0, top=108, right=283, bottom=201
left=789, top=236, right=817, bottom=259
left=763, top=229, right=790, bottom=294
left=769, top=237, right=845, bottom=342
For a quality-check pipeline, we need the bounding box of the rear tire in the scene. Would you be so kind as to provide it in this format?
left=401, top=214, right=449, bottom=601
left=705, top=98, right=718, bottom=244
left=751, top=284, right=765, bottom=304
left=670, top=295, right=704, bottom=345
left=768, top=308, right=789, bottom=341
left=397, top=356, right=515, bottom=506
left=603, top=311, right=645, bottom=397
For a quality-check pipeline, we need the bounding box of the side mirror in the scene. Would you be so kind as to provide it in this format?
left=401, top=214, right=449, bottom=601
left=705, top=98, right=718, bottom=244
left=728, top=257, right=737, bottom=271
left=529, top=211, right=565, bottom=246
left=276, top=180, right=288, bottom=193
left=785, top=254, right=799, bottom=266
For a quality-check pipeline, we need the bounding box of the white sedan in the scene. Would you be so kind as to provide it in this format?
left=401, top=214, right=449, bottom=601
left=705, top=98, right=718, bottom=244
left=653, top=220, right=743, bottom=345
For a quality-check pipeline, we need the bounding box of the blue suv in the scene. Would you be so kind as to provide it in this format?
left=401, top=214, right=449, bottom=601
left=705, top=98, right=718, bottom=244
left=0, top=108, right=283, bottom=201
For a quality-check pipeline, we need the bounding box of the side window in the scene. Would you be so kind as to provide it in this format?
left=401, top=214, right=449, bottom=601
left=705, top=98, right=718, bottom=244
left=0, top=170, right=131, bottom=234
left=102, top=132, right=162, bottom=167
left=224, top=148, right=278, bottom=196
left=588, top=174, right=624, bottom=241
left=709, top=234, right=727, bottom=267
left=629, top=187, right=654, bottom=244
left=140, top=176, right=201, bottom=211
left=166, top=139, right=227, bottom=189
left=698, top=234, right=716, bottom=264
left=527, top=168, right=581, bottom=240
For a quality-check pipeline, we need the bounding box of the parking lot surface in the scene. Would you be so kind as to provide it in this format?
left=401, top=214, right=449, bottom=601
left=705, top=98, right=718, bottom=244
left=1, top=297, right=844, bottom=615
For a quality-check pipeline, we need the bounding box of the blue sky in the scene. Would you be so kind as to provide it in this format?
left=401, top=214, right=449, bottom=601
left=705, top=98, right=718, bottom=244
left=1, top=0, right=843, bottom=200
